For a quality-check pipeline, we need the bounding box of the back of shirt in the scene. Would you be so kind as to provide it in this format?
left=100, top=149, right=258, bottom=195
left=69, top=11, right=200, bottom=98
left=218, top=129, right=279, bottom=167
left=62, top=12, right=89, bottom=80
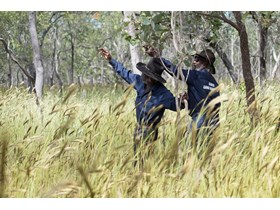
left=186, top=69, right=220, bottom=117
left=160, top=57, right=220, bottom=117
left=135, top=82, right=179, bottom=127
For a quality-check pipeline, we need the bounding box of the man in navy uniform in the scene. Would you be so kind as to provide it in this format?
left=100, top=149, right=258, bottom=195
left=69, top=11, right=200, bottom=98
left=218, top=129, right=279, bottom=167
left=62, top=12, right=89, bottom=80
left=144, top=46, right=220, bottom=136
left=99, top=48, right=187, bottom=167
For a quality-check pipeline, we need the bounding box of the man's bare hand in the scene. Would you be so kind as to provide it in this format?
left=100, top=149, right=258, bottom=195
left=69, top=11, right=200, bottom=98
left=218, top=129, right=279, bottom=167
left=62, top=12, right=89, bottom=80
left=179, top=92, right=189, bottom=101
left=143, top=44, right=160, bottom=58
left=99, top=48, right=112, bottom=61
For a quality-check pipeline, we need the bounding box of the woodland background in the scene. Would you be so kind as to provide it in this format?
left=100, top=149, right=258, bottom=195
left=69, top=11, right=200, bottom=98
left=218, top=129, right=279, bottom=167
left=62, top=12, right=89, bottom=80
left=0, top=12, right=280, bottom=198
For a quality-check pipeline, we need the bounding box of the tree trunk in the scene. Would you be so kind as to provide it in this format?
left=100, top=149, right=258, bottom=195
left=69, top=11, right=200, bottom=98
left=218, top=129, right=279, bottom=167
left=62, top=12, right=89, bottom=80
left=52, top=28, right=63, bottom=91
left=0, top=37, right=35, bottom=86
left=258, top=26, right=268, bottom=87
left=7, top=52, right=12, bottom=88
left=205, top=38, right=238, bottom=84
left=89, top=76, right=94, bottom=86
left=250, top=12, right=270, bottom=87
left=28, top=11, right=44, bottom=99
left=16, top=69, right=20, bottom=86
left=54, top=52, right=63, bottom=92
left=68, top=34, right=74, bottom=85
left=101, top=60, right=105, bottom=84
left=77, top=75, right=81, bottom=87
left=123, top=11, right=141, bottom=74
left=49, top=71, right=54, bottom=87
left=233, top=12, right=257, bottom=119
left=271, top=50, right=280, bottom=79
left=27, top=64, right=36, bottom=93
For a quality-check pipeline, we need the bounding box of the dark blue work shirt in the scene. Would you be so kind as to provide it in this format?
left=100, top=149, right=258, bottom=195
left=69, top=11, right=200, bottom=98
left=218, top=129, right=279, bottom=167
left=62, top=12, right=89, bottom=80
left=161, top=58, right=220, bottom=117
left=109, top=59, right=181, bottom=127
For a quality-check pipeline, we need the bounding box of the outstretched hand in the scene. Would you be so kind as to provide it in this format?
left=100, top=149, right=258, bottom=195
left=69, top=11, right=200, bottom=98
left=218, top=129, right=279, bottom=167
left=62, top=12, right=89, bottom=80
left=179, top=92, right=189, bottom=101
left=99, top=48, right=112, bottom=61
left=143, top=44, right=160, bottom=58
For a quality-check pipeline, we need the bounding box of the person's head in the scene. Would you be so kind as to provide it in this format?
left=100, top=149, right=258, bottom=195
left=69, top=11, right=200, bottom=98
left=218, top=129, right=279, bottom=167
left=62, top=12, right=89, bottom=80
left=136, top=58, right=166, bottom=85
left=140, top=73, right=155, bottom=85
left=192, top=49, right=216, bottom=74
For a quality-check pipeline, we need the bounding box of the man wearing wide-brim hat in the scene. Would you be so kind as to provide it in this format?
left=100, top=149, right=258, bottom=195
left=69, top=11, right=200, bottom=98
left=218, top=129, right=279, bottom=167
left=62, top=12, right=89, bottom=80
left=99, top=48, right=187, bottom=167
left=144, top=46, right=220, bottom=137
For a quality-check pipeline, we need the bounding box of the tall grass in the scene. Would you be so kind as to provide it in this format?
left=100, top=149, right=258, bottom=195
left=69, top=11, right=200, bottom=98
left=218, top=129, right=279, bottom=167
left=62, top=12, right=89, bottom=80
left=0, top=82, right=279, bottom=198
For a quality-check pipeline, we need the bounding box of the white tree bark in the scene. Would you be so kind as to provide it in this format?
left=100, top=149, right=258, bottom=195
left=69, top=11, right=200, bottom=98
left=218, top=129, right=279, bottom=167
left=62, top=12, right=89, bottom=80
left=29, top=11, right=44, bottom=98
left=53, top=28, right=63, bottom=91
left=123, top=11, right=141, bottom=74
left=271, top=48, right=280, bottom=79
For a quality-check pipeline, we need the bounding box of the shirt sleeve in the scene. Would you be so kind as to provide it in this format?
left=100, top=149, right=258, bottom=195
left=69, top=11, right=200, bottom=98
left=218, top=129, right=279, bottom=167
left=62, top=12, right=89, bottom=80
left=109, top=59, right=139, bottom=85
left=161, top=90, right=185, bottom=112
left=161, top=57, right=199, bottom=85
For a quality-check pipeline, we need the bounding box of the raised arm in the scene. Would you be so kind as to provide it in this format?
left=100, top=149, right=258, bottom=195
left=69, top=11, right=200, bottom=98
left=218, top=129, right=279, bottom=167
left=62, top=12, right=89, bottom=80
left=161, top=91, right=188, bottom=112
left=143, top=45, right=190, bottom=81
left=99, top=48, right=139, bottom=85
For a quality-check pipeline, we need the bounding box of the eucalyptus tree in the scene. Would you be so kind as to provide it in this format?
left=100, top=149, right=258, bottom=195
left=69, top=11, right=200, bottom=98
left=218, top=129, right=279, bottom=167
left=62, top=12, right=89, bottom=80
left=29, top=11, right=45, bottom=99
left=198, top=15, right=239, bottom=84
left=256, top=12, right=280, bottom=80
left=33, top=12, right=65, bottom=89
left=198, top=11, right=257, bottom=120
left=269, top=21, right=280, bottom=79
left=250, top=11, right=277, bottom=87
left=51, top=27, right=63, bottom=90
left=0, top=37, right=34, bottom=87
left=0, top=11, right=127, bottom=89
left=0, top=12, right=34, bottom=88
left=123, top=11, right=141, bottom=74
left=87, top=12, right=127, bottom=84
left=55, top=12, right=107, bottom=85
left=124, top=11, right=239, bottom=84
left=58, top=12, right=80, bottom=85
left=123, top=12, right=172, bottom=53
left=64, top=12, right=125, bottom=85
left=173, top=11, right=239, bottom=84
left=0, top=11, right=63, bottom=92
left=233, top=11, right=256, bottom=117
left=29, top=11, right=66, bottom=98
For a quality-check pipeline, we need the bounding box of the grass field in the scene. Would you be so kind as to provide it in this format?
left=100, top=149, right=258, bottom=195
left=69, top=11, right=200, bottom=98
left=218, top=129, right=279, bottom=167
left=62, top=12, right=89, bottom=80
left=0, top=82, right=279, bottom=198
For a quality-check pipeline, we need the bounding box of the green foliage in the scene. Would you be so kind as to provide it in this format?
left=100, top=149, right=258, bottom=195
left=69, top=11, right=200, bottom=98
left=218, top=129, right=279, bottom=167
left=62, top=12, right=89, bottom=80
left=0, top=11, right=280, bottom=93
left=0, top=12, right=32, bottom=62
left=122, top=11, right=171, bottom=49
left=208, top=18, right=223, bottom=42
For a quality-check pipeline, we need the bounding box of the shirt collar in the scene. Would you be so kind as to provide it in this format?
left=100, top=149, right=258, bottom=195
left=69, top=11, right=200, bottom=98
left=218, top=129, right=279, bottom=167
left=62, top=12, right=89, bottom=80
left=143, top=81, right=162, bottom=94
left=200, top=68, right=210, bottom=73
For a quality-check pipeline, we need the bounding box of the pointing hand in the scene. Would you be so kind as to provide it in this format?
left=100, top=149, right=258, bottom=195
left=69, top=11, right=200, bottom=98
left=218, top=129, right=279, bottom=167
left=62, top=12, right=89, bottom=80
left=99, top=48, right=112, bottom=61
